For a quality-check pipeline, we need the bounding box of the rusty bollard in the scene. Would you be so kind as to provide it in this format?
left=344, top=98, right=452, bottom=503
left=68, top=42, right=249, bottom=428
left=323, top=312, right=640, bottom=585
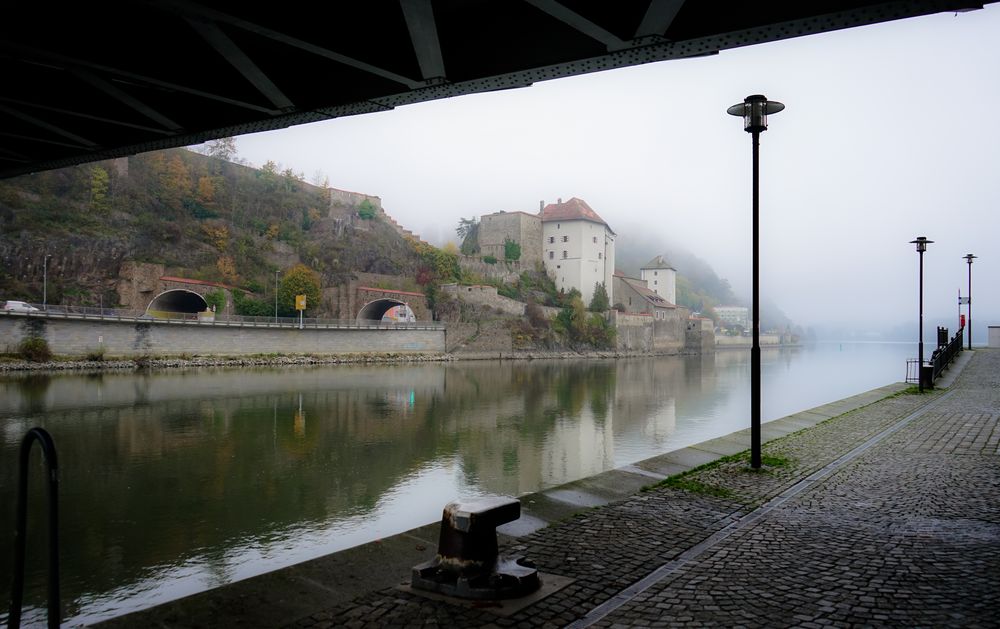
left=411, top=497, right=540, bottom=600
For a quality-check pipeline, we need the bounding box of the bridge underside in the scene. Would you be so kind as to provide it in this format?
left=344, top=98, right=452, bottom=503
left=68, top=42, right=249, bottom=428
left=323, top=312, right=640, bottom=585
left=2, top=1, right=989, bottom=180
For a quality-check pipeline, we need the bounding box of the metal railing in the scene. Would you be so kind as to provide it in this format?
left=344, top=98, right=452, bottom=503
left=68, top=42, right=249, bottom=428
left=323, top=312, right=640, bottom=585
left=2, top=303, right=445, bottom=330
left=8, top=428, right=60, bottom=629
left=930, top=326, right=964, bottom=382
left=906, top=327, right=964, bottom=388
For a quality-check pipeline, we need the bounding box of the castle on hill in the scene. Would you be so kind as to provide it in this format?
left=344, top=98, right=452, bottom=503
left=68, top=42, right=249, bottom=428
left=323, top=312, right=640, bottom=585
left=477, top=198, right=677, bottom=314
left=478, top=197, right=616, bottom=305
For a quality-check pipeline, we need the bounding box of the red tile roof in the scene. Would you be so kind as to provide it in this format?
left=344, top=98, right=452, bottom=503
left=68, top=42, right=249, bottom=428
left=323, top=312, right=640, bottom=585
left=160, top=276, right=238, bottom=290
left=539, top=198, right=612, bottom=232
left=620, top=276, right=676, bottom=308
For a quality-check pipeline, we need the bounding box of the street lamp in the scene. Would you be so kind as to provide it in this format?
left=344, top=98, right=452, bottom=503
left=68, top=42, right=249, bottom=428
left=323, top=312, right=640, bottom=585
left=964, top=253, right=976, bottom=349
left=42, top=254, right=52, bottom=311
left=728, top=94, right=784, bottom=469
left=275, top=269, right=280, bottom=323
left=911, top=237, right=932, bottom=392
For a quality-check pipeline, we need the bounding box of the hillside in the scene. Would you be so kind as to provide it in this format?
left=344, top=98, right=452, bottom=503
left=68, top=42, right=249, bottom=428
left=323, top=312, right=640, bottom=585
left=0, top=148, right=424, bottom=313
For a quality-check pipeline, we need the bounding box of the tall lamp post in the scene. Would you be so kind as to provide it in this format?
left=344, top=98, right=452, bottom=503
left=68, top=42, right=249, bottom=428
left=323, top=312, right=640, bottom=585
left=964, top=253, right=976, bottom=349
left=42, top=254, right=52, bottom=311
left=728, top=94, right=784, bottom=469
left=911, top=237, right=932, bottom=392
left=274, top=269, right=280, bottom=323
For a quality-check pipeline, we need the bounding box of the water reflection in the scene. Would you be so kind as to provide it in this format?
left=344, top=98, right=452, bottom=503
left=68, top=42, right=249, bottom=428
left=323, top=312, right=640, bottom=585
left=0, top=344, right=912, bottom=625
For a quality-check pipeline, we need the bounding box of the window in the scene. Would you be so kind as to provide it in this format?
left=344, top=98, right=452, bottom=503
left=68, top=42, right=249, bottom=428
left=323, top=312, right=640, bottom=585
left=562, top=235, right=568, bottom=243
left=654, top=271, right=658, bottom=276
left=598, top=252, right=602, bottom=259
left=548, top=236, right=555, bottom=244
left=593, top=236, right=597, bottom=243
left=654, top=280, right=657, bottom=286
left=548, top=251, right=554, bottom=259
left=562, top=251, right=567, bottom=259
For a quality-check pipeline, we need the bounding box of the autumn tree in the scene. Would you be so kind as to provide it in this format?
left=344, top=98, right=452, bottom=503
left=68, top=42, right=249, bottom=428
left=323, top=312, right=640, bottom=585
left=278, top=264, right=321, bottom=316
left=161, top=155, right=192, bottom=209
left=195, top=176, right=216, bottom=206
left=89, top=166, right=110, bottom=213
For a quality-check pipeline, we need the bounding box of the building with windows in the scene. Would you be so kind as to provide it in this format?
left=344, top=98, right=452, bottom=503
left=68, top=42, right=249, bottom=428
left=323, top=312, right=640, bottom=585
left=612, top=272, right=677, bottom=320
left=715, top=305, right=750, bottom=330
left=539, top=198, right=615, bottom=305
left=640, top=255, right=676, bottom=305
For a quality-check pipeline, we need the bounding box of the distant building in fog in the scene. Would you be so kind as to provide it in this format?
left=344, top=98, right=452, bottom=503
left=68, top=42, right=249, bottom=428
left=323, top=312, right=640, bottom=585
left=715, top=305, right=749, bottom=329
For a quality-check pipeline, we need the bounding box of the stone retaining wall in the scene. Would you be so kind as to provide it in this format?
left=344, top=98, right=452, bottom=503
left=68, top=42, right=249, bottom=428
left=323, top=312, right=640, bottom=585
left=441, top=284, right=526, bottom=316
left=1, top=314, right=444, bottom=357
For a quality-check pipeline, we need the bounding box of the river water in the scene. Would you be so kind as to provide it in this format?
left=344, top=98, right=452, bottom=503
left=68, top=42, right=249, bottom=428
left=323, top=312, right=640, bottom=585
left=0, top=342, right=914, bottom=625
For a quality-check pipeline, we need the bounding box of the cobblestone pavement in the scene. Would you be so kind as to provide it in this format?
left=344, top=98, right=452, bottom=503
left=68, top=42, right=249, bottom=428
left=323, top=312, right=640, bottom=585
left=293, top=351, right=999, bottom=629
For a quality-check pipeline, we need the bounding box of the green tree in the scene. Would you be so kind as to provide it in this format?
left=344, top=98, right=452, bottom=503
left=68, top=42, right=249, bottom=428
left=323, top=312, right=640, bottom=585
left=503, top=238, right=521, bottom=261
left=457, top=218, right=480, bottom=255
left=233, top=291, right=272, bottom=317
left=358, top=198, right=377, bottom=220
left=204, top=289, right=226, bottom=312
left=207, top=137, right=237, bottom=162
left=278, top=264, right=321, bottom=316
left=589, top=282, right=610, bottom=312
left=89, top=166, right=110, bottom=213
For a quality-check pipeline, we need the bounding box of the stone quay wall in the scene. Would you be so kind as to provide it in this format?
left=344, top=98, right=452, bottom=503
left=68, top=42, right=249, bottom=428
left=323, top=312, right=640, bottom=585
left=441, top=284, right=527, bottom=317
left=609, top=310, right=689, bottom=353
left=457, top=256, right=527, bottom=284
left=1, top=314, right=444, bottom=358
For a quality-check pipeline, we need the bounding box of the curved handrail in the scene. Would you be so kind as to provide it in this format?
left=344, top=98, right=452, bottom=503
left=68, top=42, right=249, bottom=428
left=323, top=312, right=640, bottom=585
left=7, top=428, right=60, bottom=629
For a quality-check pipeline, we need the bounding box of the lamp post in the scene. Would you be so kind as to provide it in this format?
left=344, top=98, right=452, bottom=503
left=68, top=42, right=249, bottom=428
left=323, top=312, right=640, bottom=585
left=911, top=237, right=932, bottom=392
left=42, top=254, right=52, bottom=311
left=728, top=94, right=784, bottom=469
left=964, top=253, right=976, bottom=349
left=274, top=270, right=280, bottom=323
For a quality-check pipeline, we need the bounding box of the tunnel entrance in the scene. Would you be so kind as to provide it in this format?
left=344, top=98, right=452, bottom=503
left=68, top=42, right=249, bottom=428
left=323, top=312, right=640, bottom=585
left=147, top=289, right=209, bottom=316
left=357, top=299, right=415, bottom=323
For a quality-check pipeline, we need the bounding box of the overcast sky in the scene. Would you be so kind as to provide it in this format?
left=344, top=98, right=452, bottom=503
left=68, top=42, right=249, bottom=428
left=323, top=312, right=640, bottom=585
left=228, top=6, right=1000, bottom=336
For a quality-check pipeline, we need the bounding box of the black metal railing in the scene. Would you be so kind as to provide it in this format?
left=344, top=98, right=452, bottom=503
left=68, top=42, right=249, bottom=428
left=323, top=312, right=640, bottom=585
left=930, top=326, right=964, bottom=383
left=1, top=304, right=445, bottom=330
left=7, top=428, right=60, bottom=629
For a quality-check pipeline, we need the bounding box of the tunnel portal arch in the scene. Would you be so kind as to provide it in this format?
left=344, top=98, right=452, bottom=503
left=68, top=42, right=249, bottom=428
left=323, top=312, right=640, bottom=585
left=357, top=298, right=411, bottom=322
left=147, top=289, right=209, bottom=315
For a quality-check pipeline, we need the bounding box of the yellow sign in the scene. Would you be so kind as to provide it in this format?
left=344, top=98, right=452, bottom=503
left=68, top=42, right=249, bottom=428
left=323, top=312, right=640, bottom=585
left=295, top=294, right=307, bottom=311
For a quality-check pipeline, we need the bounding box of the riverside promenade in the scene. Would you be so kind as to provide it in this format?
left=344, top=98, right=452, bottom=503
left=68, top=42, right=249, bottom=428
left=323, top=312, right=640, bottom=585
left=99, top=349, right=999, bottom=628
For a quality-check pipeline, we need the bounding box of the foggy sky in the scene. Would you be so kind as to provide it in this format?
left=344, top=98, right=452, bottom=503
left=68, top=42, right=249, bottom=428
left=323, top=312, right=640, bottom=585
left=228, top=6, right=1000, bottom=337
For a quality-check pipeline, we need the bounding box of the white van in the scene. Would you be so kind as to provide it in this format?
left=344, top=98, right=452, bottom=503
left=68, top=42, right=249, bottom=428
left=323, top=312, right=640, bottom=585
left=3, top=300, right=40, bottom=312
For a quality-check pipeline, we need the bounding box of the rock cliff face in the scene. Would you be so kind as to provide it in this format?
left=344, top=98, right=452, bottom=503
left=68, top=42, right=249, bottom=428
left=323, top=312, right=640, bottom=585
left=0, top=148, right=426, bottom=315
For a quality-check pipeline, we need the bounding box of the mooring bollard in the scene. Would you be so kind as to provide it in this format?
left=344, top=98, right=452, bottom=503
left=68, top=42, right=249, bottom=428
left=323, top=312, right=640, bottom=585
left=411, top=497, right=540, bottom=600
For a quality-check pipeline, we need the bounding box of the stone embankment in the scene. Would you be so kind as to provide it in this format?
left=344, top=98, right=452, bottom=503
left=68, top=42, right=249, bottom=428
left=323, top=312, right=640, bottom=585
left=0, top=347, right=704, bottom=372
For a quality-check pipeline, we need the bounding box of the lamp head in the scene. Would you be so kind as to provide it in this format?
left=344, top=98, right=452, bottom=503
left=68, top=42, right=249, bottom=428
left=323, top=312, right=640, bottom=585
left=728, top=94, right=784, bottom=133
left=964, top=253, right=977, bottom=264
left=910, top=237, right=933, bottom=253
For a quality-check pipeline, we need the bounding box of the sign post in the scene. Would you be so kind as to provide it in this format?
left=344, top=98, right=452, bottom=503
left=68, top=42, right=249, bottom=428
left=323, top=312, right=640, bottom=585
left=295, top=294, right=306, bottom=330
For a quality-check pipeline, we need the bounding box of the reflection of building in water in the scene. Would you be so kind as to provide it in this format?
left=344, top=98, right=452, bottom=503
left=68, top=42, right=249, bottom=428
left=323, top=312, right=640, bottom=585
left=612, top=358, right=680, bottom=444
